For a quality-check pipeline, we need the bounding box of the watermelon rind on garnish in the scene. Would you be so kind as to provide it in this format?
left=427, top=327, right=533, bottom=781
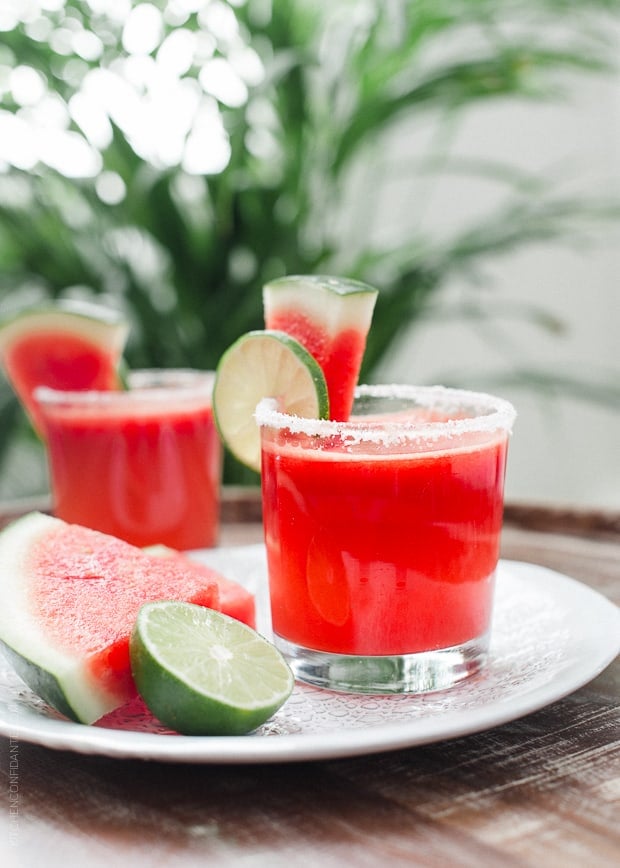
left=0, top=512, right=253, bottom=725
left=262, top=274, right=378, bottom=421
left=0, top=298, right=130, bottom=435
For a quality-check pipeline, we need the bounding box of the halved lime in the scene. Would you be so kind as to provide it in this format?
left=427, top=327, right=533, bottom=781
left=130, top=601, right=294, bottom=736
left=213, top=329, right=329, bottom=472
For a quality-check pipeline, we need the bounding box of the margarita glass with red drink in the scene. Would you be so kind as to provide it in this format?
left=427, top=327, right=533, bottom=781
left=35, top=369, right=221, bottom=550
left=256, top=384, right=516, bottom=693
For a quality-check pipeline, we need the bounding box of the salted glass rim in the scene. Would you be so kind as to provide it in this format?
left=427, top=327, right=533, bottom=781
left=33, top=368, right=215, bottom=406
left=255, top=383, right=516, bottom=444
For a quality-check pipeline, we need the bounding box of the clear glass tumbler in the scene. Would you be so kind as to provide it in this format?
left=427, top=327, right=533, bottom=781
left=35, top=369, right=221, bottom=550
left=257, top=384, right=516, bottom=693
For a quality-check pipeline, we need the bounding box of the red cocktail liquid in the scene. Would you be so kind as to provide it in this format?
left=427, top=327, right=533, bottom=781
left=261, top=428, right=508, bottom=656
left=38, top=377, right=221, bottom=550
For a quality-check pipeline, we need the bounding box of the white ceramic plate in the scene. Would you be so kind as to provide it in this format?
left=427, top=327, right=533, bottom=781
left=0, top=547, right=618, bottom=764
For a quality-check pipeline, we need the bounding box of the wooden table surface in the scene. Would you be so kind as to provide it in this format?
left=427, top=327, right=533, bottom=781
left=1, top=494, right=618, bottom=867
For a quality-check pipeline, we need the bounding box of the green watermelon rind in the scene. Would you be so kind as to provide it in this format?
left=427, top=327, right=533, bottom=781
left=0, top=300, right=130, bottom=357
left=0, top=512, right=132, bottom=724
left=264, top=274, right=378, bottom=297
left=0, top=638, right=79, bottom=722
left=263, top=274, right=378, bottom=335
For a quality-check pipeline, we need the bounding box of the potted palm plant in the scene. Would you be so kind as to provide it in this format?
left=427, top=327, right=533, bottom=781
left=0, top=0, right=618, bottom=489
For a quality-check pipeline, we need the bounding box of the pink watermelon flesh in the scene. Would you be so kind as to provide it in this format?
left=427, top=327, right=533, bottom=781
left=3, top=330, right=122, bottom=435
left=1, top=514, right=255, bottom=722
left=265, top=309, right=367, bottom=421
left=149, top=548, right=256, bottom=630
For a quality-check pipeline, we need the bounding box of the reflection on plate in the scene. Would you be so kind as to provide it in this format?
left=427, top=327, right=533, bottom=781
left=0, top=547, right=618, bottom=764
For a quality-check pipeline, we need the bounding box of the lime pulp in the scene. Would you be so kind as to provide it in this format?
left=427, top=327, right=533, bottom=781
left=212, top=329, right=329, bottom=472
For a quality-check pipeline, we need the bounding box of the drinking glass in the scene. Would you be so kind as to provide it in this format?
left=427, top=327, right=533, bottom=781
left=35, top=369, right=221, bottom=550
left=256, top=384, right=516, bottom=693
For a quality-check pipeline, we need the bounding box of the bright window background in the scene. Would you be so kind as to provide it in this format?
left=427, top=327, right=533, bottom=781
left=375, top=70, right=620, bottom=510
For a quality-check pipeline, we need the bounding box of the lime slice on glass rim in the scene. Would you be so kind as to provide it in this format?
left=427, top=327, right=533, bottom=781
left=213, top=329, right=329, bottom=472
left=130, top=601, right=294, bottom=736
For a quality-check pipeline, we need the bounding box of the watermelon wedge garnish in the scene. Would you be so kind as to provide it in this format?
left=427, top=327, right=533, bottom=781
left=0, top=299, right=129, bottom=436
left=0, top=512, right=255, bottom=724
left=263, top=275, right=378, bottom=420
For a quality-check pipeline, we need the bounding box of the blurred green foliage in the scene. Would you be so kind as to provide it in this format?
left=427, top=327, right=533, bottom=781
left=0, top=0, right=619, bottom=490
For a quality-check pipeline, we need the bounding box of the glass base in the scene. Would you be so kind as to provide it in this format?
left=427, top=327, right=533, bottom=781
left=274, top=633, right=490, bottom=694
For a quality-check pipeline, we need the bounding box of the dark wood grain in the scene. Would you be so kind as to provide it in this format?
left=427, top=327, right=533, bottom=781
left=1, top=494, right=618, bottom=867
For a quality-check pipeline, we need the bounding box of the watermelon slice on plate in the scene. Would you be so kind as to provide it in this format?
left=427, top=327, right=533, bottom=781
left=263, top=275, right=378, bottom=421
left=143, top=544, right=256, bottom=630
left=0, top=299, right=129, bottom=435
left=0, top=512, right=255, bottom=724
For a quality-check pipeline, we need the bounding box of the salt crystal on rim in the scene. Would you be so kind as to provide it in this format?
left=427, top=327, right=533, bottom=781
left=254, top=384, right=516, bottom=449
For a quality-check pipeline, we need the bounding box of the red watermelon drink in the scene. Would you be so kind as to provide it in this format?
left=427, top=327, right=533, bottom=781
left=35, top=369, right=222, bottom=550
left=256, top=384, right=516, bottom=694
